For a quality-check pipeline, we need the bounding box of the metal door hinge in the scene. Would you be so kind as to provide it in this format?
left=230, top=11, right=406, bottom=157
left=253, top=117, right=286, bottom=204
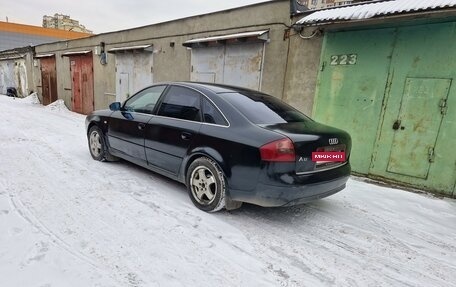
left=428, top=147, right=435, bottom=163
left=439, top=98, right=448, bottom=115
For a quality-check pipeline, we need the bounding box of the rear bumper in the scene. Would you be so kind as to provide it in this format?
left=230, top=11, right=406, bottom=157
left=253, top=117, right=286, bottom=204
left=229, top=163, right=350, bottom=207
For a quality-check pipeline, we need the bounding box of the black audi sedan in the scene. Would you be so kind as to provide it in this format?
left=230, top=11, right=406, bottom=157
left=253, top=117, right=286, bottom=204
left=86, top=82, right=351, bottom=212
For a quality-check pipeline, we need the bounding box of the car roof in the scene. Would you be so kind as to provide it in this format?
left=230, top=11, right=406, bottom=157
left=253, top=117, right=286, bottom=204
left=172, top=81, right=258, bottom=95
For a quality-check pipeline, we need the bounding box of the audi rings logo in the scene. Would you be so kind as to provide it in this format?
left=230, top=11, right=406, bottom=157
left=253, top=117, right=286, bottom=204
left=329, top=138, right=339, bottom=145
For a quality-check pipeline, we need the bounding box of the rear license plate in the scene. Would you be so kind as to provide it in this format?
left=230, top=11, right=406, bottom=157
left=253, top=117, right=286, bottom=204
left=313, top=144, right=346, bottom=167
left=312, top=151, right=346, bottom=163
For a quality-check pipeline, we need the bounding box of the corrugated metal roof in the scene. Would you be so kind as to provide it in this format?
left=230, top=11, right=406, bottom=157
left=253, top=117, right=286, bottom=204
left=296, top=0, right=456, bottom=25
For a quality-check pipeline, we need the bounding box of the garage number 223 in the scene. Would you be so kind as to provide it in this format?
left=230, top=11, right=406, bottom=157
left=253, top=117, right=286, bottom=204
left=330, top=54, right=357, bottom=66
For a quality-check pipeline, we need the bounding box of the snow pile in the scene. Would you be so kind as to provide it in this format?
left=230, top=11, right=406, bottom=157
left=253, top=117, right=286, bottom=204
left=45, top=99, right=70, bottom=112
left=20, top=92, right=40, bottom=104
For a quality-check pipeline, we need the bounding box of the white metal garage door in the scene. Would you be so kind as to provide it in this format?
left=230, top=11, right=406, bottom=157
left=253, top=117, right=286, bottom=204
left=110, top=45, right=154, bottom=103
left=190, top=42, right=265, bottom=91
left=0, top=60, right=16, bottom=95
left=0, top=58, right=27, bottom=96
left=115, top=53, right=153, bottom=103
left=186, top=30, right=268, bottom=91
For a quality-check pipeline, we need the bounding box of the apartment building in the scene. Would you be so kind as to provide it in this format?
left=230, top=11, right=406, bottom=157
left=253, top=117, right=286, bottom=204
left=42, top=13, right=92, bottom=34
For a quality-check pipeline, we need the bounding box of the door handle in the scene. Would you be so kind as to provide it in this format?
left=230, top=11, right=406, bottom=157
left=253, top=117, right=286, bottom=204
left=181, top=132, right=192, bottom=140
left=138, top=123, right=146, bottom=130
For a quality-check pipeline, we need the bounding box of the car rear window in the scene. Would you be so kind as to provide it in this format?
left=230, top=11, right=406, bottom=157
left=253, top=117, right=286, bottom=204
left=221, top=92, right=311, bottom=124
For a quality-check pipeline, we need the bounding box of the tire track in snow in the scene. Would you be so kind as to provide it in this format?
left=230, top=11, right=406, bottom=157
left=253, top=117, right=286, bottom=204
left=2, top=140, right=125, bottom=285
left=6, top=138, right=154, bottom=286
left=0, top=111, right=152, bottom=286
left=7, top=185, right=110, bottom=272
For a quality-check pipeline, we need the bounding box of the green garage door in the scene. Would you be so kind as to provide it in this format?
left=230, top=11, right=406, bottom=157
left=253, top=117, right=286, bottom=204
left=314, top=21, right=456, bottom=195
left=386, top=78, right=451, bottom=179
left=313, top=28, right=396, bottom=174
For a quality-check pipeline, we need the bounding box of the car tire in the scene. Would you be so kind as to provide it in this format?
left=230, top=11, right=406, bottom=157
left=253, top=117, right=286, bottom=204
left=88, top=126, right=117, bottom=162
left=186, top=157, right=226, bottom=212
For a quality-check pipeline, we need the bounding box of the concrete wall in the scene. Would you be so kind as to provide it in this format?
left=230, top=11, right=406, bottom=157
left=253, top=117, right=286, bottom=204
left=24, top=53, right=35, bottom=95
left=283, top=25, right=323, bottom=116
left=32, top=56, right=42, bottom=99
left=32, top=0, right=322, bottom=114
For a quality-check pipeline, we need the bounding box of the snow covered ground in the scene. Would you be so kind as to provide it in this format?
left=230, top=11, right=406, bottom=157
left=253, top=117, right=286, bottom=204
left=0, top=94, right=455, bottom=287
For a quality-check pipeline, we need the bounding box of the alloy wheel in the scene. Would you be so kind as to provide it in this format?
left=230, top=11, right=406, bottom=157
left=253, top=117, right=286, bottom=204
left=89, top=130, right=102, bottom=158
left=190, top=166, right=217, bottom=205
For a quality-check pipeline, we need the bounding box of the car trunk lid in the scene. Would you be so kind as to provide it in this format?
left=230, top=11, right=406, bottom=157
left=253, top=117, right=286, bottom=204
left=261, top=121, right=351, bottom=174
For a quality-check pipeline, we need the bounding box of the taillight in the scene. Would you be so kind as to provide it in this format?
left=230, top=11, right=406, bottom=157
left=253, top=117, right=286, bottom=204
left=260, top=138, right=295, bottom=162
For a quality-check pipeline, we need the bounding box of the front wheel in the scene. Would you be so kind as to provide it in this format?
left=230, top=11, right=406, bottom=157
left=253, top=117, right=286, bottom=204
left=186, top=157, right=226, bottom=212
left=88, top=126, right=117, bottom=161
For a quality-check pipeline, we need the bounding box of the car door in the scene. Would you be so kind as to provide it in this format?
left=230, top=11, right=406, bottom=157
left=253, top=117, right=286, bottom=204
left=107, top=85, right=167, bottom=163
left=145, top=85, right=203, bottom=175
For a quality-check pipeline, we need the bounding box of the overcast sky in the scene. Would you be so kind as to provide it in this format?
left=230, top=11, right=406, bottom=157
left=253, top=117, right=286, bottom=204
left=0, top=0, right=274, bottom=34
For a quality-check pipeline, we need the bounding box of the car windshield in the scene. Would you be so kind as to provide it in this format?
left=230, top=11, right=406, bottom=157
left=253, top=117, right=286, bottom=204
left=221, top=92, right=311, bottom=124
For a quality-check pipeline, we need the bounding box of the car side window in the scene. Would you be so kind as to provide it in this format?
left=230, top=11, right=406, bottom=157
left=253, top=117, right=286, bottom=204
left=157, top=86, right=202, bottom=122
left=202, top=97, right=228, bottom=126
left=123, top=85, right=166, bottom=114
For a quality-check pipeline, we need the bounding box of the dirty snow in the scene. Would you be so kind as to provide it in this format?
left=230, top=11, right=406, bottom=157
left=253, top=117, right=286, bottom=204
left=44, top=99, right=70, bottom=112
left=18, top=92, right=40, bottom=104
left=0, top=94, right=455, bottom=287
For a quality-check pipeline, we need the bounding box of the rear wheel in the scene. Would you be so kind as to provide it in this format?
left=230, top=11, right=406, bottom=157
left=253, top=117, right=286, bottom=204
left=88, top=126, right=117, bottom=161
left=186, top=157, right=226, bottom=212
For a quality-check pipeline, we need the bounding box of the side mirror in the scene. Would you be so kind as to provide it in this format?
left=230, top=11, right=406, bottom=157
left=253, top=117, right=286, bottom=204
left=109, top=102, right=121, bottom=111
